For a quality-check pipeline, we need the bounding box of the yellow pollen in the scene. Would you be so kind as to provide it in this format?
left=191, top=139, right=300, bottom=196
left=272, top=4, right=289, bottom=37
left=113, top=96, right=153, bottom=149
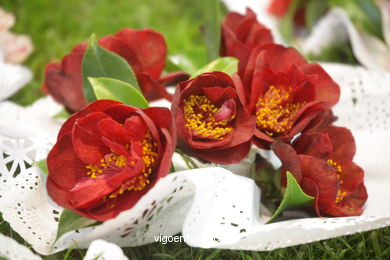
left=183, top=95, right=233, bottom=140
left=327, top=159, right=347, bottom=204
left=107, top=131, right=158, bottom=200
left=255, top=85, right=304, bottom=137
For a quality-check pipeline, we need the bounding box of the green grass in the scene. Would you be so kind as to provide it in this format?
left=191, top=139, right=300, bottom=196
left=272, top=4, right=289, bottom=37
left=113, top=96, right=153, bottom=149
left=1, top=0, right=389, bottom=259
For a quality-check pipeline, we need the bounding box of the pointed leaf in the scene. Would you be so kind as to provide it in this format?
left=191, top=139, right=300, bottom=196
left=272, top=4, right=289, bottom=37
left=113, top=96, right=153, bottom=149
left=191, top=57, right=238, bottom=79
left=89, top=77, right=148, bottom=108
left=82, top=34, right=140, bottom=102
left=267, top=172, right=314, bottom=223
left=56, top=209, right=97, bottom=240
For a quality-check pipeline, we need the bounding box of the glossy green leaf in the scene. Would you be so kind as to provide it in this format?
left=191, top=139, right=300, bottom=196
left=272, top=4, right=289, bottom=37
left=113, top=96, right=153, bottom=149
left=204, top=0, right=221, bottom=62
left=191, top=57, right=238, bottom=79
left=89, top=77, right=148, bottom=108
left=267, top=172, right=314, bottom=223
left=56, top=209, right=97, bottom=241
left=329, top=0, right=383, bottom=39
left=34, top=159, right=48, bottom=176
left=52, top=109, right=71, bottom=120
left=82, top=34, right=140, bottom=102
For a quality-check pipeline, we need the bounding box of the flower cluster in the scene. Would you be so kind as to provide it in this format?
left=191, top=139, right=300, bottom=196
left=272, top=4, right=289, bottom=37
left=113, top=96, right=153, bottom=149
left=45, top=7, right=366, bottom=221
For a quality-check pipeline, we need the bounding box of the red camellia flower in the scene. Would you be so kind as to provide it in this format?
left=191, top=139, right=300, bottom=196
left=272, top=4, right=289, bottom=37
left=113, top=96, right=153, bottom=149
left=46, top=100, right=175, bottom=221
left=221, top=8, right=273, bottom=73
left=171, top=71, right=256, bottom=164
left=242, top=44, right=340, bottom=148
left=272, top=125, right=367, bottom=217
left=43, top=28, right=189, bottom=112
left=267, top=0, right=306, bottom=26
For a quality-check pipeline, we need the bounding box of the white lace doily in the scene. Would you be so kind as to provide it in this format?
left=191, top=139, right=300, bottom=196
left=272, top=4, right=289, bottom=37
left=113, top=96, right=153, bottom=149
left=0, top=63, right=390, bottom=254
left=0, top=234, right=41, bottom=260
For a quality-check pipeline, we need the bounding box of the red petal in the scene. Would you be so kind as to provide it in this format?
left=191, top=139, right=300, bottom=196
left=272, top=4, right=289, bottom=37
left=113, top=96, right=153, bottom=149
left=324, top=125, right=356, bottom=163
left=158, top=71, right=190, bottom=87
left=299, top=155, right=339, bottom=215
left=203, top=86, right=237, bottom=104
left=124, top=115, right=148, bottom=140
left=115, top=28, right=166, bottom=79
left=137, top=72, right=173, bottom=101
left=271, top=140, right=302, bottom=183
left=72, top=113, right=110, bottom=165
left=47, top=133, right=86, bottom=190
left=58, top=100, right=120, bottom=139
left=194, top=141, right=252, bottom=164
left=300, top=63, right=340, bottom=107
left=97, top=117, right=133, bottom=144
left=292, top=131, right=332, bottom=160
left=69, top=166, right=143, bottom=209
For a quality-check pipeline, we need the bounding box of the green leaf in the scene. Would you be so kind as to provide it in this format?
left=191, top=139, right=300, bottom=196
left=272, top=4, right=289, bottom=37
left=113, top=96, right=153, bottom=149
left=82, top=34, right=140, bottom=102
left=56, top=209, right=97, bottom=241
left=34, top=159, right=48, bottom=175
left=305, top=0, right=329, bottom=30
left=204, top=0, right=221, bottom=62
left=52, top=109, right=71, bottom=120
left=267, top=172, right=314, bottom=223
left=329, top=0, right=383, bottom=39
left=191, top=57, right=238, bottom=79
left=278, top=0, right=301, bottom=44
left=89, top=77, right=148, bottom=108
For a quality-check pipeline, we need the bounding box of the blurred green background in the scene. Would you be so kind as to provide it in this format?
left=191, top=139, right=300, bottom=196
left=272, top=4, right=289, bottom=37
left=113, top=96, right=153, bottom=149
left=2, top=0, right=214, bottom=106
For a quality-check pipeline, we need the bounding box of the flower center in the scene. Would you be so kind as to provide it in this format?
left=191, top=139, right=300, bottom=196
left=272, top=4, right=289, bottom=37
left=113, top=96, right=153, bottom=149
left=255, top=85, right=304, bottom=137
left=183, top=95, right=234, bottom=140
left=327, top=159, right=347, bottom=204
left=85, top=131, right=158, bottom=199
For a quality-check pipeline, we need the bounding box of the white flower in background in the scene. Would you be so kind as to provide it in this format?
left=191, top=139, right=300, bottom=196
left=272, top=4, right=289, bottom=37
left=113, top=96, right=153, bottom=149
left=303, top=3, right=390, bottom=72
left=0, top=30, right=34, bottom=64
left=0, top=7, right=34, bottom=100
left=0, top=7, right=15, bottom=31
left=0, top=51, right=32, bottom=101
left=83, top=240, right=128, bottom=260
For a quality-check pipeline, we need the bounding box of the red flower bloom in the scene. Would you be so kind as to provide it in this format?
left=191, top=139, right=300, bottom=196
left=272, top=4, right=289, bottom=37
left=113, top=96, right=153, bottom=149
left=43, top=28, right=189, bottom=112
left=272, top=125, right=367, bottom=217
left=46, top=100, right=175, bottom=221
left=221, top=8, right=273, bottom=73
left=242, top=44, right=340, bottom=148
left=171, top=72, right=256, bottom=164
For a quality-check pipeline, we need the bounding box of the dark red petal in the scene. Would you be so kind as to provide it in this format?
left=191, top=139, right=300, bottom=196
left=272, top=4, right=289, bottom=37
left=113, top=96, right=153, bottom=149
left=300, top=63, right=340, bottom=107
left=271, top=140, right=302, bottom=183
left=124, top=115, right=148, bottom=140
left=153, top=127, right=174, bottom=179
left=115, top=28, right=167, bottom=79
left=158, top=71, right=190, bottom=87
left=72, top=122, right=110, bottom=165
left=97, top=117, right=133, bottom=144
left=194, top=141, right=252, bottom=164
left=58, top=100, right=120, bottom=139
left=299, top=155, right=339, bottom=215
left=203, top=86, right=236, bottom=104
left=47, top=133, right=86, bottom=190
left=223, top=11, right=245, bottom=33
left=292, top=131, right=332, bottom=160
left=69, top=165, right=143, bottom=209
left=324, top=125, right=356, bottom=163
left=142, top=107, right=174, bottom=134
left=137, top=72, right=173, bottom=101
